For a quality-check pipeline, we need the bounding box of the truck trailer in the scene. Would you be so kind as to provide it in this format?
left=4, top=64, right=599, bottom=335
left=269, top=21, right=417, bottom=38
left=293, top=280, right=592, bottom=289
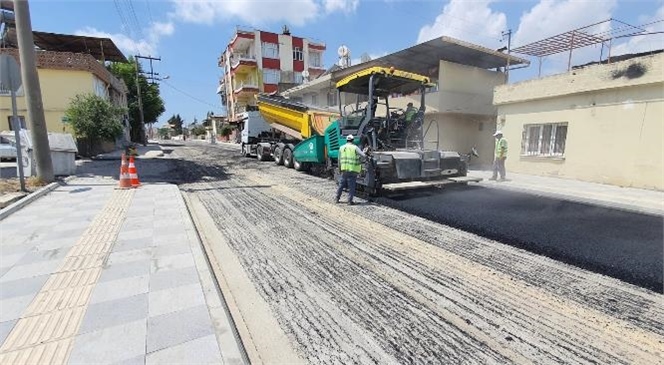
left=243, top=66, right=480, bottom=196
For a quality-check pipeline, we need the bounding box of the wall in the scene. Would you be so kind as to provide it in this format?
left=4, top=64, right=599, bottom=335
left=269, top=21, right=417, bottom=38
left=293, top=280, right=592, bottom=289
left=495, top=54, right=664, bottom=190
left=0, top=68, right=94, bottom=133
left=278, top=34, right=293, bottom=72
left=436, top=60, right=506, bottom=115
left=424, top=113, right=495, bottom=167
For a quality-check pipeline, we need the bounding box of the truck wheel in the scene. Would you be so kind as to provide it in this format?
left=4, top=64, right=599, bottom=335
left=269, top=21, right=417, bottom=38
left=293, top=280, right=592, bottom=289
left=283, top=148, right=294, bottom=168
left=257, top=145, right=266, bottom=161
left=294, top=159, right=308, bottom=171
left=274, top=146, right=284, bottom=165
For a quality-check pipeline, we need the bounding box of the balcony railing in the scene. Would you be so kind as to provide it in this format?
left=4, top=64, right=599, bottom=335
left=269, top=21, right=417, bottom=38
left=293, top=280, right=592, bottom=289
left=233, top=81, right=259, bottom=93
left=230, top=54, right=257, bottom=69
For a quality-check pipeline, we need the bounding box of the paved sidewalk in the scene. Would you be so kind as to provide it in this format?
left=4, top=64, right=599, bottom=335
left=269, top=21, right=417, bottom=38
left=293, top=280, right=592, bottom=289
left=469, top=170, right=664, bottom=216
left=0, top=177, right=244, bottom=364
left=95, top=144, right=165, bottom=160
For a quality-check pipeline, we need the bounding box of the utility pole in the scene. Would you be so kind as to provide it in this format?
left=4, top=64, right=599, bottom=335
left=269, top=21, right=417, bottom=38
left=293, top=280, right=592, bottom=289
left=501, top=29, right=513, bottom=82
left=134, top=55, right=161, bottom=145
left=133, top=59, right=146, bottom=145
left=13, top=0, right=53, bottom=182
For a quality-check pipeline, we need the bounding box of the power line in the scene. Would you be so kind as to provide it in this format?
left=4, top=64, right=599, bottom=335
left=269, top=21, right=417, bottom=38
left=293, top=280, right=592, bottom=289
left=113, top=0, right=133, bottom=41
left=124, top=0, right=145, bottom=40
left=145, top=0, right=154, bottom=24
left=161, top=81, right=223, bottom=110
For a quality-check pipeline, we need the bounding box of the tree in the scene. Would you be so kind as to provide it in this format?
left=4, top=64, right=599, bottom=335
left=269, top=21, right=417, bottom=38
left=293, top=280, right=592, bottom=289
left=157, top=127, right=171, bottom=139
left=65, top=93, right=125, bottom=141
left=189, top=122, right=207, bottom=137
left=167, top=114, right=184, bottom=135
left=220, top=125, right=233, bottom=137
left=108, top=58, right=165, bottom=143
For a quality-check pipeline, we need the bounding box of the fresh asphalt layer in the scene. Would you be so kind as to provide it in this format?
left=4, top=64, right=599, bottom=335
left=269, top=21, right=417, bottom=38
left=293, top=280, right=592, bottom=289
left=383, top=185, right=664, bottom=292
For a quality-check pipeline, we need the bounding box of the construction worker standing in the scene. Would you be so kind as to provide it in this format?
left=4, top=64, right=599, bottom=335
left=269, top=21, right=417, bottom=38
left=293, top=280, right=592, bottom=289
left=490, top=131, right=508, bottom=181
left=336, top=134, right=366, bottom=205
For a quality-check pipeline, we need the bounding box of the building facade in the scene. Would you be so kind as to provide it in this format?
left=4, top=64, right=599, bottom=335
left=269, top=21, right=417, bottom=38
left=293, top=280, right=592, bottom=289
left=0, top=48, right=128, bottom=136
left=494, top=52, right=664, bottom=190
left=217, top=27, right=326, bottom=121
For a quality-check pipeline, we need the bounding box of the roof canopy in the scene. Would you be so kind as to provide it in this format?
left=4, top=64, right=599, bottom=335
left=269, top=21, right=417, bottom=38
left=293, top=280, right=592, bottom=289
left=512, top=19, right=645, bottom=58
left=336, top=67, right=434, bottom=97
left=3, top=28, right=127, bottom=62
left=332, top=36, right=529, bottom=82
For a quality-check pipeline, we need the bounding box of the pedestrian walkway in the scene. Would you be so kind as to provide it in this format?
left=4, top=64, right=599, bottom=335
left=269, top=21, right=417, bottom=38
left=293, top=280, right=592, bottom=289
left=94, top=144, right=165, bottom=160
left=469, top=170, right=664, bottom=216
left=0, top=177, right=244, bottom=364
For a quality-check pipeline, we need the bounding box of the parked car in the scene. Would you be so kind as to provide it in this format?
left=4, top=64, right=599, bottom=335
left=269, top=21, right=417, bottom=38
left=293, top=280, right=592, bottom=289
left=0, top=136, right=17, bottom=161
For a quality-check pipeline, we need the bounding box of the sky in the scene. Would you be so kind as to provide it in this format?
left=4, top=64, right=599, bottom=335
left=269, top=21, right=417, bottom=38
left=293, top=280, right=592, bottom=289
left=26, top=0, right=664, bottom=126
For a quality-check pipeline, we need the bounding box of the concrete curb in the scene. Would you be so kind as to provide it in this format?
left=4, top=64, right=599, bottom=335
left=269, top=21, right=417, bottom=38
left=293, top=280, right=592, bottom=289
left=181, top=192, right=252, bottom=365
left=0, top=175, right=76, bottom=221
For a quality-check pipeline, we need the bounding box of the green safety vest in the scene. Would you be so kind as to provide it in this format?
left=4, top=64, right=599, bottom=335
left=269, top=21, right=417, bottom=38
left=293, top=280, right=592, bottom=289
left=405, top=107, right=417, bottom=122
left=339, top=144, right=361, bottom=173
left=495, top=138, right=508, bottom=158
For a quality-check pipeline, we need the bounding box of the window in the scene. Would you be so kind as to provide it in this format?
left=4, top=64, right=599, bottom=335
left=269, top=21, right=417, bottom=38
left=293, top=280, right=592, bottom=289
left=311, top=93, right=318, bottom=106
left=327, top=91, right=338, bottom=106
left=261, top=42, right=279, bottom=59
left=262, top=69, right=280, bottom=84
left=309, top=51, right=322, bottom=67
left=294, top=73, right=303, bottom=84
left=293, top=47, right=303, bottom=61
left=521, top=123, right=568, bottom=157
left=7, top=116, right=26, bottom=131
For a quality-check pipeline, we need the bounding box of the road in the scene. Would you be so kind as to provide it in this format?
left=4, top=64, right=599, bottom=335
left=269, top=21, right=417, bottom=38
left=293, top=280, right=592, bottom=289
left=382, top=186, right=663, bottom=292
left=167, top=142, right=663, bottom=364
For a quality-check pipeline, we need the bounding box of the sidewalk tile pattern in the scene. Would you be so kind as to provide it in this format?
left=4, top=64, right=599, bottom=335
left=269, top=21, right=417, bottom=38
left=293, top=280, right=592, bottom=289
left=0, top=178, right=242, bottom=364
left=0, top=189, right=133, bottom=363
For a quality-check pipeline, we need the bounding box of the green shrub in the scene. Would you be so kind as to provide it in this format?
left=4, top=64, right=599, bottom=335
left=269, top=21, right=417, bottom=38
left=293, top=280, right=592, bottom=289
left=65, top=94, right=126, bottom=141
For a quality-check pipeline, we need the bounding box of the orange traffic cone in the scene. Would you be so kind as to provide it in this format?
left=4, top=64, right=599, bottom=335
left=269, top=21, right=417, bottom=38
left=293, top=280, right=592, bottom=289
left=128, top=156, right=141, bottom=188
left=117, top=154, right=132, bottom=189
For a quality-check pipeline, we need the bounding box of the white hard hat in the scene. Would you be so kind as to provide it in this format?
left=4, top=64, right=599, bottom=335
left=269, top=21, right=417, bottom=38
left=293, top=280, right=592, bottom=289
left=346, top=134, right=354, bottom=141
left=493, top=130, right=503, bottom=136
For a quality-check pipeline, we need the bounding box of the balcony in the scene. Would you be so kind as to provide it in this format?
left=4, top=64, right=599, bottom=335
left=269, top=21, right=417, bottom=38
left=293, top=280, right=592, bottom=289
left=307, top=38, right=326, bottom=51
left=229, top=28, right=255, bottom=50
left=233, top=81, right=259, bottom=97
left=216, top=83, right=225, bottom=95
left=230, top=54, right=257, bottom=73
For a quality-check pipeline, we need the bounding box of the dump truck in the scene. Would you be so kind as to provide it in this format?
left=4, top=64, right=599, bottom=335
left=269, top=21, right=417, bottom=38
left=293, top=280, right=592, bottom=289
left=239, top=101, right=339, bottom=171
left=248, top=66, right=480, bottom=196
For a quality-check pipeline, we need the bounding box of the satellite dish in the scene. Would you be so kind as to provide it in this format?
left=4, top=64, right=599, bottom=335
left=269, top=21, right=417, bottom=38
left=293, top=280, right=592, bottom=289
left=337, top=45, right=349, bottom=57
left=360, top=53, right=371, bottom=63
left=301, top=70, right=309, bottom=80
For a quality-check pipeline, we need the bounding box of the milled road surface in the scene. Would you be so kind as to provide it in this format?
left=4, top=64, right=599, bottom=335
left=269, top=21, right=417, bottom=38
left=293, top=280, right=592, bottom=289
left=165, top=142, right=664, bottom=364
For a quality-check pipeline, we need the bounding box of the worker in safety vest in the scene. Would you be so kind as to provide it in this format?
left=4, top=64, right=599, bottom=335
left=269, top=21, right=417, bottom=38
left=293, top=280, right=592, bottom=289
left=335, top=134, right=367, bottom=205
left=490, top=130, right=508, bottom=181
left=404, top=102, right=418, bottom=123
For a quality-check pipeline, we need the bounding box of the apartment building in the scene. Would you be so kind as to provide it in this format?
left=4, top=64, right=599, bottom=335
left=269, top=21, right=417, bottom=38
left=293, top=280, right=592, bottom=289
left=217, top=26, right=326, bottom=121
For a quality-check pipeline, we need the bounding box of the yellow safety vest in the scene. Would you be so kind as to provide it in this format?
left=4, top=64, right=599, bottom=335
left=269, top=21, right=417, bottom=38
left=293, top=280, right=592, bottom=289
left=495, top=138, right=508, bottom=159
left=339, top=144, right=361, bottom=173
